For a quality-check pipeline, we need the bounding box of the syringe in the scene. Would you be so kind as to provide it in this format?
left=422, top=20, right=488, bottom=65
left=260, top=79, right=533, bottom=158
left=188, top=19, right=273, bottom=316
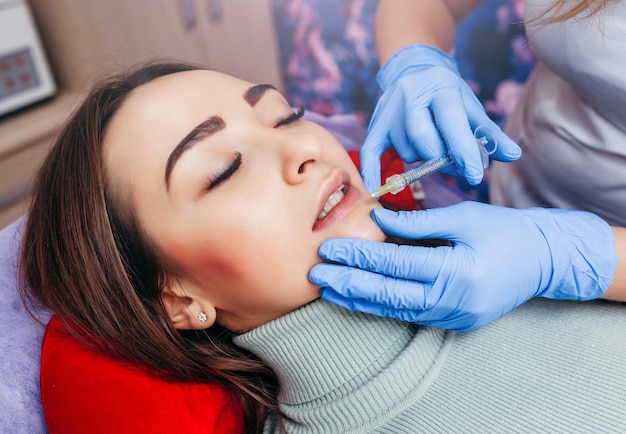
left=370, top=126, right=497, bottom=199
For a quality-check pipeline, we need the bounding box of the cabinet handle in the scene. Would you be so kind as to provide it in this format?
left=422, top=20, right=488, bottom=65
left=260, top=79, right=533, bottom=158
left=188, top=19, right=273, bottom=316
left=208, top=0, right=223, bottom=22
left=179, top=0, right=197, bottom=29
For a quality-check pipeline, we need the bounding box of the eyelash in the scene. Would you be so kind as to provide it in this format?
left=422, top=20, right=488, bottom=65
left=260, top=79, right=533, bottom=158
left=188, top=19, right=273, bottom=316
left=205, top=106, right=303, bottom=191
left=207, top=152, right=242, bottom=190
left=275, top=105, right=305, bottom=127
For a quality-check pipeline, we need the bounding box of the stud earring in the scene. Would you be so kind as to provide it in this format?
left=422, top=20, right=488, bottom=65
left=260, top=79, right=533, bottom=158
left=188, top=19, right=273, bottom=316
left=197, top=311, right=208, bottom=323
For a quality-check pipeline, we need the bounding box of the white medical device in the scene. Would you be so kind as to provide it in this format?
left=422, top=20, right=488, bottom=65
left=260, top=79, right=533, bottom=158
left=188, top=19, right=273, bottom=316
left=0, top=0, right=56, bottom=117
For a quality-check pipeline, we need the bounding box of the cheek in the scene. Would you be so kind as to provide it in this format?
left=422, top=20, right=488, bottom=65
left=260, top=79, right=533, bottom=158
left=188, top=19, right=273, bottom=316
left=201, top=200, right=316, bottom=289
left=327, top=143, right=359, bottom=173
left=205, top=233, right=320, bottom=316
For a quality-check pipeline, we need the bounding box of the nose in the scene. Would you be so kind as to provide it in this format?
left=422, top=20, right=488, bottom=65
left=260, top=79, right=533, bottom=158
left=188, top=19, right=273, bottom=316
left=279, top=132, right=323, bottom=185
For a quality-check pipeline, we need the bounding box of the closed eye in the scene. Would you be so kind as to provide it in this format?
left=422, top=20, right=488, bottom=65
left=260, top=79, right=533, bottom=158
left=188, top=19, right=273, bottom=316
left=207, top=152, right=242, bottom=190
left=275, top=105, right=305, bottom=127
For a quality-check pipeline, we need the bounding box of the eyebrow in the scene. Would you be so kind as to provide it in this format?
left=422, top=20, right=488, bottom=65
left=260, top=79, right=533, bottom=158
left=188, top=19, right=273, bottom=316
left=164, top=84, right=277, bottom=190
left=164, top=116, right=225, bottom=190
left=244, top=83, right=277, bottom=107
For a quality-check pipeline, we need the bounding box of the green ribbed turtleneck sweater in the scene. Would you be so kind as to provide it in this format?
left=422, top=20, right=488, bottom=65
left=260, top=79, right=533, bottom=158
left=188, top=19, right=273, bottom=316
left=234, top=298, right=626, bottom=433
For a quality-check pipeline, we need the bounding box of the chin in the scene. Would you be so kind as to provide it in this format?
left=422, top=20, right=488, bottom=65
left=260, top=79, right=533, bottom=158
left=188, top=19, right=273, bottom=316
left=339, top=218, right=386, bottom=242
left=351, top=203, right=386, bottom=242
left=361, top=224, right=387, bottom=242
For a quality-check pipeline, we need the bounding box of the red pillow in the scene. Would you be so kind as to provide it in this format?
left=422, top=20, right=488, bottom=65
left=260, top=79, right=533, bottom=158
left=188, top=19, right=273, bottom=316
left=41, top=316, right=245, bottom=433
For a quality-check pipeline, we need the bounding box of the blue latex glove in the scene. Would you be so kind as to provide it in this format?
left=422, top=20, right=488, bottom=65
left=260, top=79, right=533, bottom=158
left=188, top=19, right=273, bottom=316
left=309, top=202, right=616, bottom=331
left=362, top=44, right=521, bottom=191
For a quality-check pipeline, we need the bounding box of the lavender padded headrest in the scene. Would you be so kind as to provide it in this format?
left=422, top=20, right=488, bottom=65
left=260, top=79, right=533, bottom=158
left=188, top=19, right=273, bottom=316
left=0, top=216, right=50, bottom=433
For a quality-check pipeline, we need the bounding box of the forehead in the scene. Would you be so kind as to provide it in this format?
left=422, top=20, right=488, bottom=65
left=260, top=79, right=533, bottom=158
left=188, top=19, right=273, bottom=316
left=104, top=69, right=254, bottom=155
left=106, top=69, right=251, bottom=141
left=125, top=69, right=253, bottom=112
left=102, top=70, right=255, bottom=200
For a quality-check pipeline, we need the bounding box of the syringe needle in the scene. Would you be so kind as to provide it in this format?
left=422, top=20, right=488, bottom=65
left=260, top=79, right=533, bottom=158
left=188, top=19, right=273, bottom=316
left=370, top=154, right=453, bottom=199
left=370, top=174, right=407, bottom=199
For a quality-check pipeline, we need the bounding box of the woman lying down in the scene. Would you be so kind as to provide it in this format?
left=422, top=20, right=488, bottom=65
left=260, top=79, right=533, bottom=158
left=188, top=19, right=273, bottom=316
left=21, top=61, right=626, bottom=433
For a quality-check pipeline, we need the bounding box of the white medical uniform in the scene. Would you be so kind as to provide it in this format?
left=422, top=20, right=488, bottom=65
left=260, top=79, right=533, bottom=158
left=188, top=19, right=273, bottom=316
left=489, top=0, right=626, bottom=226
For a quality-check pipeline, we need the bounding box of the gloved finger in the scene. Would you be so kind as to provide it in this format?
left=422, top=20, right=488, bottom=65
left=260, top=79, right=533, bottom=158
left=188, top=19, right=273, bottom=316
left=360, top=99, right=395, bottom=190
left=430, top=89, right=484, bottom=185
left=319, top=287, right=363, bottom=311
left=321, top=289, right=424, bottom=323
left=461, top=87, right=521, bottom=163
left=388, top=116, right=420, bottom=164
left=401, top=108, right=446, bottom=161
left=412, top=305, right=497, bottom=332
left=311, top=262, right=431, bottom=308
left=323, top=288, right=437, bottom=323
left=321, top=288, right=384, bottom=313
left=315, top=238, right=450, bottom=283
left=371, top=207, right=469, bottom=241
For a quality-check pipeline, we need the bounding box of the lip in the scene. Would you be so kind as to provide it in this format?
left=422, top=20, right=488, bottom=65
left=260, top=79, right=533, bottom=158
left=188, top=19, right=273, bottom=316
left=312, top=170, right=362, bottom=232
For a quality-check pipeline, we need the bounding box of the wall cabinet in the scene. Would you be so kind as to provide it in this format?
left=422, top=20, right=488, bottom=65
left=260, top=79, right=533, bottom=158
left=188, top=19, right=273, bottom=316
left=0, top=0, right=283, bottom=228
left=27, top=0, right=283, bottom=91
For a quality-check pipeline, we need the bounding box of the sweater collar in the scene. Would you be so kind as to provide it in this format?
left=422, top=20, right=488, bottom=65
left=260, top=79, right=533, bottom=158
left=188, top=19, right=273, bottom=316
left=234, top=300, right=448, bottom=405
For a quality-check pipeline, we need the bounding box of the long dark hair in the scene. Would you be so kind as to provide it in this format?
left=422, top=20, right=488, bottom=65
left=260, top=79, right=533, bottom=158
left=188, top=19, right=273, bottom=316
left=20, top=60, right=278, bottom=433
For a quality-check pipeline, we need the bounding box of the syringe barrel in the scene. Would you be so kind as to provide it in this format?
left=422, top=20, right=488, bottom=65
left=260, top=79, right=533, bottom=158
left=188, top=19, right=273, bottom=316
left=402, top=154, right=454, bottom=184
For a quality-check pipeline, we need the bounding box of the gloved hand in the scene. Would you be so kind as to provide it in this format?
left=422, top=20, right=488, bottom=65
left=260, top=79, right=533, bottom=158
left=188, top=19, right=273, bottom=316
left=361, top=44, right=521, bottom=191
left=309, top=202, right=616, bottom=331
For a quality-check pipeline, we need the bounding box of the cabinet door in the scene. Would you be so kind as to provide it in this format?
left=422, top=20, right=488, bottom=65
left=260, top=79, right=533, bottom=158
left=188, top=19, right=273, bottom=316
left=193, top=0, right=283, bottom=87
left=28, top=0, right=283, bottom=91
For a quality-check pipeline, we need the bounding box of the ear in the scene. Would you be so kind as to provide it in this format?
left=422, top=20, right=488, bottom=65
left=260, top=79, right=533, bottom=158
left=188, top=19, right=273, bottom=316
left=161, top=282, right=217, bottom=330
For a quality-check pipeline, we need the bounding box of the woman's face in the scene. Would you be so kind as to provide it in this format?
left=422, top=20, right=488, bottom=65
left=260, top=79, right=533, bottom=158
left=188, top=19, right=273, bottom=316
left=104, top=70, right=384, bottom=332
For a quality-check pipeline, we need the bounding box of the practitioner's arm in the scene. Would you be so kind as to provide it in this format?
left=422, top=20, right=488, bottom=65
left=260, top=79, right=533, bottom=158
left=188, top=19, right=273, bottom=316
left=375, top=0, right=479, bottom=62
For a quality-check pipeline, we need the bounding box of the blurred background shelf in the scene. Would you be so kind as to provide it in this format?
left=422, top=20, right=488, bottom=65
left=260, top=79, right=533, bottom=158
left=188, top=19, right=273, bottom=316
left=0, top=91, right=80, bottom=228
